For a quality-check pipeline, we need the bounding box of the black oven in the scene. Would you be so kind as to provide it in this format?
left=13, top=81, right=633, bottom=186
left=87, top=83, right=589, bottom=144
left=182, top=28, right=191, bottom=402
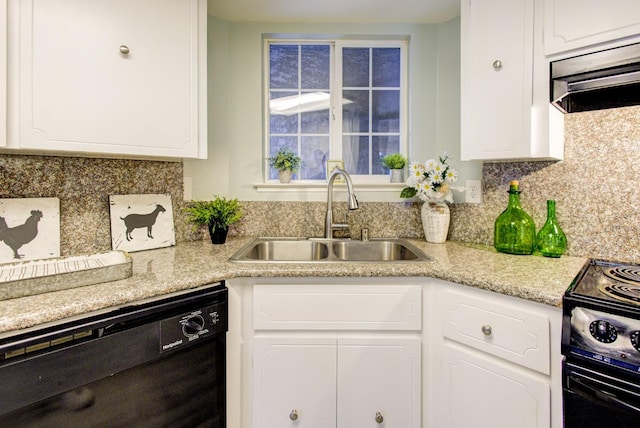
left=0, top=282, right=228, bottom=427
left=562, top=260, right=640, bottom=428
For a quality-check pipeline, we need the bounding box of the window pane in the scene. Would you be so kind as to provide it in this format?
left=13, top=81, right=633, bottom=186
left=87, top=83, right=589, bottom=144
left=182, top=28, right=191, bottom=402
left=372, top=48, right=401, bottom=87
left=343, top=135, right=370, bottom=174
left=301, top=45, right=330, bottom=89
left=343, top=90, right=370, bottom=133
left=269, top=136, right=299, bottom=179
left=301, top=136, right=329, bottom=179
left=343, top=48, right=369, bottom=87
left=373, top=136, right=400, bottom=174
left=270, top=45, right=299, bottom=89
left=270, top=91, right=299, bottom=134
left=372, top=90, right=400, bottom=133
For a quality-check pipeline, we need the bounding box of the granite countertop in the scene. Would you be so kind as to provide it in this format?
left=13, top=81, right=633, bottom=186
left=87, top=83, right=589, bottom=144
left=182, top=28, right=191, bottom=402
left=0, top=237, right=588, bottom=336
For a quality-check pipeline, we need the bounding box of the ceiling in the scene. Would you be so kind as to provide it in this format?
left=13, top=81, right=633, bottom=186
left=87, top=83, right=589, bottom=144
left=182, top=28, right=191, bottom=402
left=206, top=0, right=460, bottom=24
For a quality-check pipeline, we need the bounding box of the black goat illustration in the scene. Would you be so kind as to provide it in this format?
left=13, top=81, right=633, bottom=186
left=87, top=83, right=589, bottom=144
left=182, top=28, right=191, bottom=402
left=0, top=209, right=44, bottom=259
left=120, top=204, right=166, bottom=241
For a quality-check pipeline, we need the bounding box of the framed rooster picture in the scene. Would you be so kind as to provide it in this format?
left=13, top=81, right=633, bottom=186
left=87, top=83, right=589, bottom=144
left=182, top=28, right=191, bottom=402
left=0, top=198, right=61, bottom=263
left=109, top=194, right=175, bottom=253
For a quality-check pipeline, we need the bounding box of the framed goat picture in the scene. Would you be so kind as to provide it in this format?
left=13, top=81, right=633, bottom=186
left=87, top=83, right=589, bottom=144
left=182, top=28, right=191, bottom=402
left=0, top=197, right=61, bottom=263
left=109, top=194, right=175, bottom=253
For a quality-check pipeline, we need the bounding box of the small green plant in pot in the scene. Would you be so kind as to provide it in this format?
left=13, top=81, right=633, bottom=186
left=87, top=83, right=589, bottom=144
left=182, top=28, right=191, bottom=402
left=268, top=147, right=302, bottom=183
left=184, top=196, right=243, bottom=244
left=382, top=153, right=408, bottom=183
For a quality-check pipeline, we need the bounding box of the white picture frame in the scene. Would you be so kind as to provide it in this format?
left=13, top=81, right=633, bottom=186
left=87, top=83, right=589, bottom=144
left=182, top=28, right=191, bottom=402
left=109, top=194, right=175, bottom=252
left=0, top=197, right=60, bottom=263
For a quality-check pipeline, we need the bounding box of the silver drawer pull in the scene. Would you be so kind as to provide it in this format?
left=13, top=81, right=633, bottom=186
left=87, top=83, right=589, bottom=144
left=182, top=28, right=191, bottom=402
left=481, top=324, right=493, bottom=336
left=119, top=45, right=130, bottom=55
left=492, top=59, right=502, bottom=70
left=375, top=411, right=384, bottom=423
left=289, top=409, right=299, bottom=421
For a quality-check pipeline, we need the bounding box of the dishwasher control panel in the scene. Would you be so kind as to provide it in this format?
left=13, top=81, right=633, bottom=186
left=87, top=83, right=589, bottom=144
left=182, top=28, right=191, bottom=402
left=159, top=301, right=227, bottom=353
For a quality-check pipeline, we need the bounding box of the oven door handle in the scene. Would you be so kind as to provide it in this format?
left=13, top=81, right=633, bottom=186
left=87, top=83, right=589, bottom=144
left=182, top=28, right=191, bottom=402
left=570, top=375, right=640, bottom=414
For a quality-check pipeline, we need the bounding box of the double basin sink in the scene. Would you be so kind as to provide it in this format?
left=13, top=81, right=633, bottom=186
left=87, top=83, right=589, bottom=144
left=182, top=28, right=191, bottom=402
left=229, top=237, right=431, bottom=263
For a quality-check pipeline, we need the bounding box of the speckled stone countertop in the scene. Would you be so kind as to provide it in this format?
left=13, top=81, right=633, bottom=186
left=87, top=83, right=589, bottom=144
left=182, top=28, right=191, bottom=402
left=0, top=237, right=588, bottom=336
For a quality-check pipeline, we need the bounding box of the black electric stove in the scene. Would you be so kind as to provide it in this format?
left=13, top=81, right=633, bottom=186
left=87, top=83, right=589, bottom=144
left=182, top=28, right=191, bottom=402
left=562, top=259, right=640, bottom=428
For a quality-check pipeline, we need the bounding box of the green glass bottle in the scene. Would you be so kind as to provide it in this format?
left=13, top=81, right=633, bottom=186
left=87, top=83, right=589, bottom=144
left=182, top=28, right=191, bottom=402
left=536, top=200, right=567, bottom=257
left=494, top=180, right=536, bottom=255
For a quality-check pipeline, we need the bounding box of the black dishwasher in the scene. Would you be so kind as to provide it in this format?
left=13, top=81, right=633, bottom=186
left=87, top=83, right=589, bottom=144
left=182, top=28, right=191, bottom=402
left=0, top=282, right=228, bottom=427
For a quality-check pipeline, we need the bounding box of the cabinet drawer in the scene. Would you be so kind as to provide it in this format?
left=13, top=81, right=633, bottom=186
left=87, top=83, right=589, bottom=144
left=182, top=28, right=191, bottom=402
left=441, top=289, right=550, bottom=374
left=253, top=284, right=422, bottom=331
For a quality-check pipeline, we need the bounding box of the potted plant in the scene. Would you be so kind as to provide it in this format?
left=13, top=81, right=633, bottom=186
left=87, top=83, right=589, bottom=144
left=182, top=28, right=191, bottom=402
left=382, top=153, right=408, bottom=183
left=268, top=147, right=302, bottom=183
left=184, top=196, right=243, bottom=244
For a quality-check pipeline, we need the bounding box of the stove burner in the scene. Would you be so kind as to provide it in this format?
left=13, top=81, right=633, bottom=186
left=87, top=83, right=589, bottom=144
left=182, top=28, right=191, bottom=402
left=599, top=284, right=640, bottom=304
left=604, top=266, right=640, bottom=285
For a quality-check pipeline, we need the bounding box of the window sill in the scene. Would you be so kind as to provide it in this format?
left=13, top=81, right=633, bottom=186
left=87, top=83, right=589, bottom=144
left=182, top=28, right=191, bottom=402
left=253, top=181, right=406, bottom=193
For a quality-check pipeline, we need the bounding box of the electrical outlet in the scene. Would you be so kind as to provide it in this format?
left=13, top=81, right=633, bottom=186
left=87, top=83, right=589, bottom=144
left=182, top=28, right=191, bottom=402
left=465, top=180, right=482, bottom=204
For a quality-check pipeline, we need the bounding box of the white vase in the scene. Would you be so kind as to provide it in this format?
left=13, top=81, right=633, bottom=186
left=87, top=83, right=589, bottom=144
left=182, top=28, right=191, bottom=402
left=278, top=170, right=292, bottom=183
left=421, top=201, right=450, bottom=243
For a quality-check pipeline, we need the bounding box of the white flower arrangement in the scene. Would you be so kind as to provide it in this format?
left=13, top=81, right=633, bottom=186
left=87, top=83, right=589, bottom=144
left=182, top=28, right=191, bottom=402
left=400, top=153, right=464, bottom=203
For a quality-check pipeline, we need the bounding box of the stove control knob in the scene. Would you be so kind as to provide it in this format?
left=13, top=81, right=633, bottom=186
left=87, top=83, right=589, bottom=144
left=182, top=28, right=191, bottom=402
left=631, top=331, right=640, bottom=352
left=182, top=315, right=205, bottom=337
left=589, top=320, right=617, bottom=343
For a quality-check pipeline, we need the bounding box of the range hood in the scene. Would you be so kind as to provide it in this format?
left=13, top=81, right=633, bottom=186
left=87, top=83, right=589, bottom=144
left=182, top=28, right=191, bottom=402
left=551, top=42, right=640, bottom=113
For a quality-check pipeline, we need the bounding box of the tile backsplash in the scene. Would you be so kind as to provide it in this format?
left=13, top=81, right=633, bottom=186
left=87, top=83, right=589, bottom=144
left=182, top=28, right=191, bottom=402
left=1, top=105, right=638, bottom=263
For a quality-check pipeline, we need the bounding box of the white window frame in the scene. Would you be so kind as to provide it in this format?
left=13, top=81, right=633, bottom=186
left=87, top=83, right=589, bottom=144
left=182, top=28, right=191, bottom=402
left=261, top=37, right=409, bottom=187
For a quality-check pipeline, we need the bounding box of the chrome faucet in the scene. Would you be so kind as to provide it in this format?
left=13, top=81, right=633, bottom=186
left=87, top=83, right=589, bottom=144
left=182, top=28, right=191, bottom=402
left=325, top=167, right=359, bottom=239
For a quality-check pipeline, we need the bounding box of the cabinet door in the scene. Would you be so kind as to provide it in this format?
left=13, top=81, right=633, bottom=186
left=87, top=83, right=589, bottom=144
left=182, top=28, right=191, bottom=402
left=1, top=0, right=6, bottom=147
left=15, top=0, right=205, bottom=158
left=253, top=338, right=337, bottom=428
left=442, top=343, right=550, bottom=428
left=337, top=338, right=421, bottom=428
left=544, top=0, right=640, bottom=55
left=461, top=0, right=534, bottom=161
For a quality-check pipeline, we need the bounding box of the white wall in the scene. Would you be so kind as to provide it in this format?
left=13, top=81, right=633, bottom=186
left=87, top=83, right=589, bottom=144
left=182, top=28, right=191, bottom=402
left=184, top=16, right=481, bottom=202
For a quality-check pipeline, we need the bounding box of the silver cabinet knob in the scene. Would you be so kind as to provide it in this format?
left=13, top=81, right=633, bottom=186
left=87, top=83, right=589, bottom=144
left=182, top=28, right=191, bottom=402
left=482, top=324, right=493, bottom=336
left=119, top=45, right=130, bottom=55
left=492, top=59, right=502, bottom=70
left=289, top=409, right=299, bottom=421
left=375, top=411, right=384, bottom=423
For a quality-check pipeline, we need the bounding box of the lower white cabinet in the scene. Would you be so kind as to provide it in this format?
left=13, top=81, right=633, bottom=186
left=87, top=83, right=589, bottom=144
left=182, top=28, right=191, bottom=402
left=442, top=343, right=550, bottom=428
left=428, top=279, right=563, bottom=428
left=253, top=337, right=421, bottom=428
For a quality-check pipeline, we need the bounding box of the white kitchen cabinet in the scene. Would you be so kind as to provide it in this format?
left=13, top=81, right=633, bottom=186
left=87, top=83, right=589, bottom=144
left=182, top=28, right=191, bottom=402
left=544, top=0, right=640, bottom=56
left=6, top=0, right=206, bottom=159
left=236, top=279, right=422, bottom=428
left=428, top=279, right=563, bottom=428
left=253, top=337, right=421, bottom=428
left=460, top=0, right=563, bottom=161
left=442, top=343, right=550, bottom=428
left=1, top=0, right=6, bottom=147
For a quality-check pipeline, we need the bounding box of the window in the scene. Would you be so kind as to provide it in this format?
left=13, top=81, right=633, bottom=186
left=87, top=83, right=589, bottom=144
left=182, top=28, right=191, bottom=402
left=265, top=38, right=408, bottom=183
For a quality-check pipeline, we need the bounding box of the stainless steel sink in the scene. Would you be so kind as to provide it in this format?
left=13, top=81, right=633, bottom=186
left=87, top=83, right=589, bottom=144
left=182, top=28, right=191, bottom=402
left=229, top=238, right=431, bottom=263
left=232, top=239, right=329, bottom=261
left=331, top=240, right=425, bottom=261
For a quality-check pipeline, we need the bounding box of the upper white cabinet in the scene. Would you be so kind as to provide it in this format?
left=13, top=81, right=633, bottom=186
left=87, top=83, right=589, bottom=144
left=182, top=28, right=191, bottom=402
left=544, top=0, right=640, bottom=56
left=7, top=0, right=207, bottom=159
left=460, top=0, right=564, bottom=161
left=1, top=0, right=6, bottom=147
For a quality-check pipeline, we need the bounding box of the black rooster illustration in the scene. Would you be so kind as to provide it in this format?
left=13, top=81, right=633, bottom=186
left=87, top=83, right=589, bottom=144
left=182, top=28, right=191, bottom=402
left=0, top=210, right=44, bottom=259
